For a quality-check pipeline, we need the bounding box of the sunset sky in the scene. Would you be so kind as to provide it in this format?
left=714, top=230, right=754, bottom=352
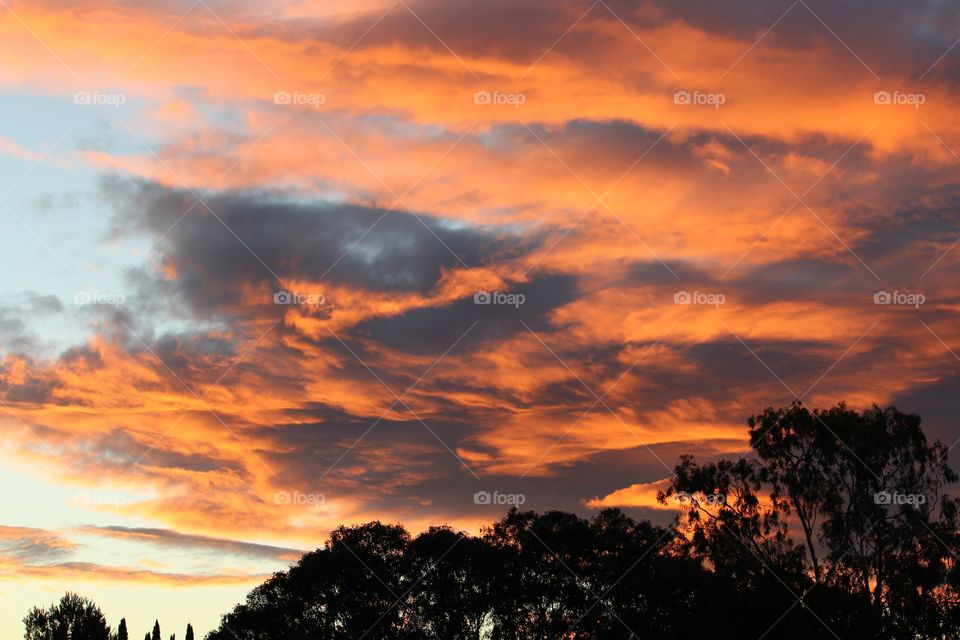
left=2, top=0, right=960, bottom=636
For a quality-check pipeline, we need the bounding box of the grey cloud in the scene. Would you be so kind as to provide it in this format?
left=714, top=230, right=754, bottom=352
left=351, top=273, right=578, bottom=355
left=78, top=526, right=302, bottom=561
left=306, top=0, right=960, bottom=83
left=0, top=526, right=76, bottom=564
left=104, top=179, right=536, bottom=317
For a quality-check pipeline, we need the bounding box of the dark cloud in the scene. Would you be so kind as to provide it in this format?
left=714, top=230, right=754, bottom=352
left=0, top=292, right=64, bottom=357
left=728, top=257, right=874, bottom=305
left=0, top=311, right=24, bottom=336
left=891, top=372, right=960, bottom=453
left=499, top=119, right=701, bottom=179
left=641, top=0, right=960, bottom=77
left=25, top=293, right=64, bottom=314
left=105, top=179, right=536, bottom=316
left=0, top=525, right=76, bottom=564
left=150, top=332, right=237, bottom=381
left=253, top=409, right=480, bottom=490
left=303, top=0, right=960, bottom=83
left=351, top=273, right=578, bottom=354
left=79, top=525, right=302, bottom=561
left=90, top=428, right=247, bottom=476
left=309, top=0, right=601, bottom=64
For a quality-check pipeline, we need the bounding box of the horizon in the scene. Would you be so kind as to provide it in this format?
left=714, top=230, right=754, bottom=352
left=2, top=0, right=960, bottom=637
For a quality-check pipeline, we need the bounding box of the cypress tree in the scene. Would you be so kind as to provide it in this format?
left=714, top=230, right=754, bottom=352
left=185, top=624, right=194, bottom=640
left=117, top=619, right=128, bottom=640
left=151, top=620, right=161, bottom=640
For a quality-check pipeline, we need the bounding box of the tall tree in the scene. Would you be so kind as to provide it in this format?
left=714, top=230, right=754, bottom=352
left=814, top=404, right=959, bottom=637
left=482, top=509, right=594, bottom=637
left=184, top=624, right=194, bottom=640
left=663, top=402, right=960, bottom=639
left=403, top=525, right=498, bottom=638
left=116, top=618, right=128, bottom=640
left=749, top=401, right=832, bottom=582
left=23, top=592, right=111, bottom=640
left=207, top=521, right=411, bottom=640
left=151, top=620, right=161, bottom=640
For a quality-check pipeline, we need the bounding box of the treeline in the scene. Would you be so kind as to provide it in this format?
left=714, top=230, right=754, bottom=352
left=24, top=403, right=960, bottom=639
left=206, top=403, right=960, bottom=639
left=23, top=593, right=194, bottom=640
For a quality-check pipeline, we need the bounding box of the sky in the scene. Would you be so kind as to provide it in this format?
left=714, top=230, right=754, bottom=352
left=1, top=0, right=960, bottom=637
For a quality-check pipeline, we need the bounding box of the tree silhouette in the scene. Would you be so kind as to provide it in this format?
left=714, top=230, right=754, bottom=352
left=661, top=402, right=960, bottom=639
left=117, top=618, right=128, bottom=640
left=23, top=592, right=111, bottom=640
left=207, top=402, right=960, bottom=639
left=208, top=508, right=746, bottom=639
left=25, top=403, right=960, bottom=640
left=402, top=526, right=497, bottom=638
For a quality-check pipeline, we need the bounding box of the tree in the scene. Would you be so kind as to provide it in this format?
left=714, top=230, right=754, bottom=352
left=207, top=508, right=712, bottom=640
left=151, top=620, right=161, bottom=640
left=749, top=401, right=832, bottom=582
left=482, top=509, right=594, bottom=637
left=662, top=402, right=960, bottom=639
left=117, top=618, right=128, bottom=640
left=207, top=521, right=411, bottom=640
left=811, top=404, right=959, bottom=637
left=23, top=592, right=111, bottom=640
left=184, top=624, right=194, bottom=640
left=403, top=526, right=497, bottom=638
left=580, top=507, right=711, bottom=638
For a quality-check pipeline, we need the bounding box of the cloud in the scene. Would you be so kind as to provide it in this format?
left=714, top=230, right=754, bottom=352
left=0, top=526, right=77, bottom=564
left=0, top=292, right=64, bottom=358
left=0, top=524, right=272, bottom=588
left=584, top=478, right=675, bottom=511
left=105, top=178, right=531, bottom=308
left=76, top=526, right=303, bottom=561
left=2, top=0, right=960, bottom=610
left=9, top=563, right=268, bottom=586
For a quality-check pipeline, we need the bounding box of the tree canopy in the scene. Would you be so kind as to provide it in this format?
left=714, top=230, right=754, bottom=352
left=23, top=592, right=111, bottom=640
